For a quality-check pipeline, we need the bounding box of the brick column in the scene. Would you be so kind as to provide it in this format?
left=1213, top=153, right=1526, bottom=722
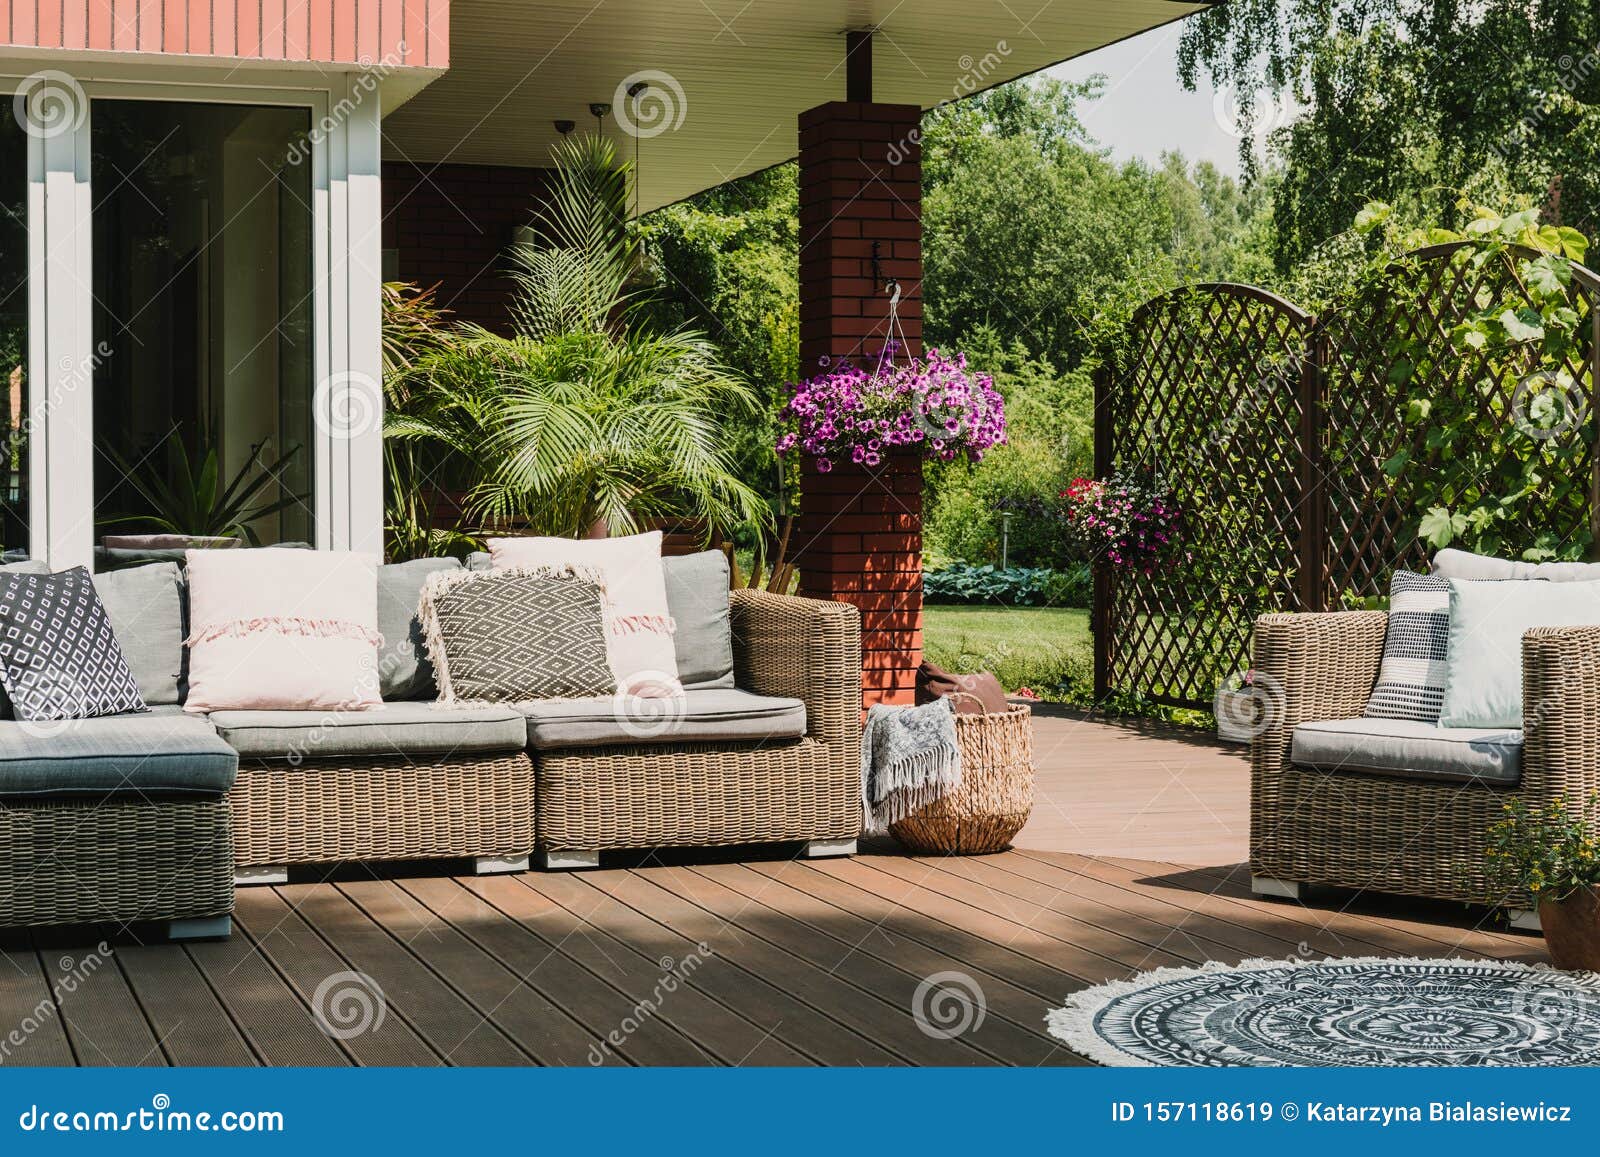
left=794, top=101, right=923, bottom=707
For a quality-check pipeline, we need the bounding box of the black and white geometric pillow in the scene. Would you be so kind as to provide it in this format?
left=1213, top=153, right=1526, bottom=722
left=1363, top=570, right=1459, bottom=723
left=418, top=566, right=615, bottom=703
left=0, top=566, right=147, bottom=722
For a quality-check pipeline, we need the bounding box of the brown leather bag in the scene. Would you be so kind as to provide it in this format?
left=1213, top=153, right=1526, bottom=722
left=915, top=660, right=1011, bottom=715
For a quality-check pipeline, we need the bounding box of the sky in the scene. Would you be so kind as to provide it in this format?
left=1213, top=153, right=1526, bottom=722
left=1048, top=22, right=1283, bottom=177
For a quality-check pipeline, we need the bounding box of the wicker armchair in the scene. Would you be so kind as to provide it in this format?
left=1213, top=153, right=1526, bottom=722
left=533, top=589, right=863, bottom=865
left=1250, top=612, right=1600, bottom=921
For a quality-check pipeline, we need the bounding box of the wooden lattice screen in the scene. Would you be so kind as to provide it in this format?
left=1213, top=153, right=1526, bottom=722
left=1095, top=244, right=1600, bottom=709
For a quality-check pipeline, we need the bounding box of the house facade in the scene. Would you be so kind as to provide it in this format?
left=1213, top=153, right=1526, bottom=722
left=0, top=0, right=1207, bottom=702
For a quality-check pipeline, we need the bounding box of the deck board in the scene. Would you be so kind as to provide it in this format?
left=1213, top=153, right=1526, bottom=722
left=184, top=918, right=350, bottom=1066
left=539, top=870, right=899, bottom=1065
left=687, top=861, right=1078, bottom=1066
left=0, top=944, right=77, bottom=1065
left=463, top=872, right=806, bottom=1066
left=39, top=938, right=164, bottom=1066
left=403, top=875, right=710, bottom=1065
left=232, top=887, right=442, bottom=1066
left=116, top=945, right=257, bottom=1067
left=0, top=714, right=1554, bottom=1067
left=622, top=865, right=989, bottom=1066
left=278, top=882, right=528, bottom=1066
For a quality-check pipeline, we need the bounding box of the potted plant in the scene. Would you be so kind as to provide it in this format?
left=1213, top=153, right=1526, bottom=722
left=1214, top=670, right=1263, bottom=745
left=774, top=347, right=1007, bottom=472
left=99, top=428, right=306, bottom=549
left=1486, top=795, right=1600, bottom=969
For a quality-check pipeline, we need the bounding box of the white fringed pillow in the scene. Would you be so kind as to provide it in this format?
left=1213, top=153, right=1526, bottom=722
left=182, top=549, right=383, bottom=712
left=486, top=531, right=682, bottom=696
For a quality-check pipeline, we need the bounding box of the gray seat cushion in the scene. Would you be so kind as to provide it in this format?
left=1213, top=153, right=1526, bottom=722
left=378, top=558, right=462, bottom=699
left=93, top=562, right=185, bottom=706
left=1291, top=717, right=1522, bottom=786
left=663, top=550, right=734, bottom=689
left=0, top=706, right=237, bottom=797
left=209, top=701, right=527, bottom=761
left=523, top=688, right=806, bottom=749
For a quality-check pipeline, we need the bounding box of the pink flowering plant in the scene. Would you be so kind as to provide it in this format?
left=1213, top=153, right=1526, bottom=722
left=1060, top=473, right=1183, bottom=574
left=775, top=348, right=1007, bottom=472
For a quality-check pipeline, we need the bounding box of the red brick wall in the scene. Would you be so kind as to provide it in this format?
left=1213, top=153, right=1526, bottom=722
left=793, top=101, right=924, bottom=707
left=381, top=161, right=550, bottom=333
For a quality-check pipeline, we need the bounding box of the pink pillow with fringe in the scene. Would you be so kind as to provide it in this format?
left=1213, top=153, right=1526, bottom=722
left=182, top=548, right=383, bottom=712
left=486, top=531, right=682, bottom=696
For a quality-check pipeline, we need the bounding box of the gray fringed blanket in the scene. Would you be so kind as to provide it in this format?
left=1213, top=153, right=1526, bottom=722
left=861, top=697, right=963, bottom=832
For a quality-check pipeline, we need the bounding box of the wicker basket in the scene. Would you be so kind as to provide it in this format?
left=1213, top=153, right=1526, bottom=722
left=890, top=705, right=1035, bottom=854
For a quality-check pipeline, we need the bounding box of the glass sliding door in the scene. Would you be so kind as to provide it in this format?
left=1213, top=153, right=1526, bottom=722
left=90, top=99, right=314, bottom=563
left=0, top=108, right=28, bottom=558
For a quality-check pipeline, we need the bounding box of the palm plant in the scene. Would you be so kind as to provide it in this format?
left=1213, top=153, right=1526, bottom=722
left=380, top=281, right=482, bottom=560
left=384, top=135, right=769, bottom=551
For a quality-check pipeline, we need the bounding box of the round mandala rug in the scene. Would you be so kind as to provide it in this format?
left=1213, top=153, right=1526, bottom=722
left=1047, top=957, right=1600, bottom=1067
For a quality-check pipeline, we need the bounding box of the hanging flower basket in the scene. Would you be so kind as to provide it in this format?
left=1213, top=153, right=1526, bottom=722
left=775, top=348, right=1007, bottom=473
left=1059, top=473, right=1184, bottom=575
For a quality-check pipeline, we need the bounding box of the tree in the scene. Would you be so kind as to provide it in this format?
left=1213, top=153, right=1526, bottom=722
left=1180, top=0, right=1600, bottom=267
left=921, top=77, right=1180, bottom=368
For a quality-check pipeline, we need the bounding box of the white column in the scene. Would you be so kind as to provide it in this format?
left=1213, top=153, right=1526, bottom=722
left=28, top=97, right=93, bottom=571
left=323, top=76, right=385, bottom=554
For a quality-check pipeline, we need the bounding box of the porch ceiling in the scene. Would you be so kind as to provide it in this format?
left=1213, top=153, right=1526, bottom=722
left=379, top=0, right=1212, bottom=211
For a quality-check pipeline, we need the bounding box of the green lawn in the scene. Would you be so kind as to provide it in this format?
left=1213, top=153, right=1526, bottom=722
left=922, top=604, right=1091, bottom=701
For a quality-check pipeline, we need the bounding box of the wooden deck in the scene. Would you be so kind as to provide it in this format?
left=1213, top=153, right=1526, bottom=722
left=0, top=713, right=1546, bottom=1067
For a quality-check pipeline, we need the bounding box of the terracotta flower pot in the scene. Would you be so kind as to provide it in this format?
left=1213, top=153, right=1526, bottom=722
left=1538, top=885, right=1600, bottom=971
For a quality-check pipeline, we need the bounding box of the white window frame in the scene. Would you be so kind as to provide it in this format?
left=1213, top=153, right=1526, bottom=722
left=0, top=60, right=383, bottom=568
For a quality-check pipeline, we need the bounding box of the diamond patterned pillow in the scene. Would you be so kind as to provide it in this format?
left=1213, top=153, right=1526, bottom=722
left=418, top=567, right=615, bottom=703
left=0, top=566, right=147, bottom=722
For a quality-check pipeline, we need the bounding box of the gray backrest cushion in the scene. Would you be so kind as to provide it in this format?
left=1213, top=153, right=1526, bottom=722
left=92, top=562, right=185, bottom=705
left=379, top=557, right=463, bottom=699
left=1432, top=547, right=1600, bottom=583
left=1431, top=549, right=1539, bottom=580
left=663, top=550, right=734, bottom=689
left=466, top=551, right=491, bottom=572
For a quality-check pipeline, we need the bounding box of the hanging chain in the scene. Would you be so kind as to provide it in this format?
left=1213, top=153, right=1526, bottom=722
left=873, top=278, right=908, bottom=379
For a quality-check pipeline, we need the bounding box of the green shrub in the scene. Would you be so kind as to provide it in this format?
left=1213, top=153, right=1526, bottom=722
left=923, top=562, right=1090, bottom=608
left=923, top=333, right=1092, bottom=569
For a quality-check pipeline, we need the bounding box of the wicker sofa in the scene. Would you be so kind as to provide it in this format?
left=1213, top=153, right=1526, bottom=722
left=0, top=551, right=862, bottom=939
left=1249, top=609, right=1598, bottom=926
left=532, top=589, right=862, bottom=867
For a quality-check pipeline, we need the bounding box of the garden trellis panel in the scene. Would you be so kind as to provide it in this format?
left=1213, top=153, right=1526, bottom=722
left=1095, top=244, right=1600, bottom=710
left=1093, top=284, right=1313, bottom=708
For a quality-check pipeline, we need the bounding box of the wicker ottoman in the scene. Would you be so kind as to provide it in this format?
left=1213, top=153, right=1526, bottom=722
left=891, top=705, right=1035, bottom=854
left=0, top=797, right=234, bottom=937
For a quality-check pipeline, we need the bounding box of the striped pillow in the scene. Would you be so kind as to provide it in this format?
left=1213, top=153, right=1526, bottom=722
left=1364, top=571, right=1454, bottom=722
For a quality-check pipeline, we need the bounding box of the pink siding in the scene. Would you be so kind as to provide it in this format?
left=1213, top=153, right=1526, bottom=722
left=0, top=0, right=447, bottom=66
left=63, top=0, right=86, bottom=48
left=186, top=0, right=208, bottom=52
left=88, top=2, right=111, bottom=51
left=38, top=0, right=62, bottom=48
left=283, top=0, right=307, bottom=58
